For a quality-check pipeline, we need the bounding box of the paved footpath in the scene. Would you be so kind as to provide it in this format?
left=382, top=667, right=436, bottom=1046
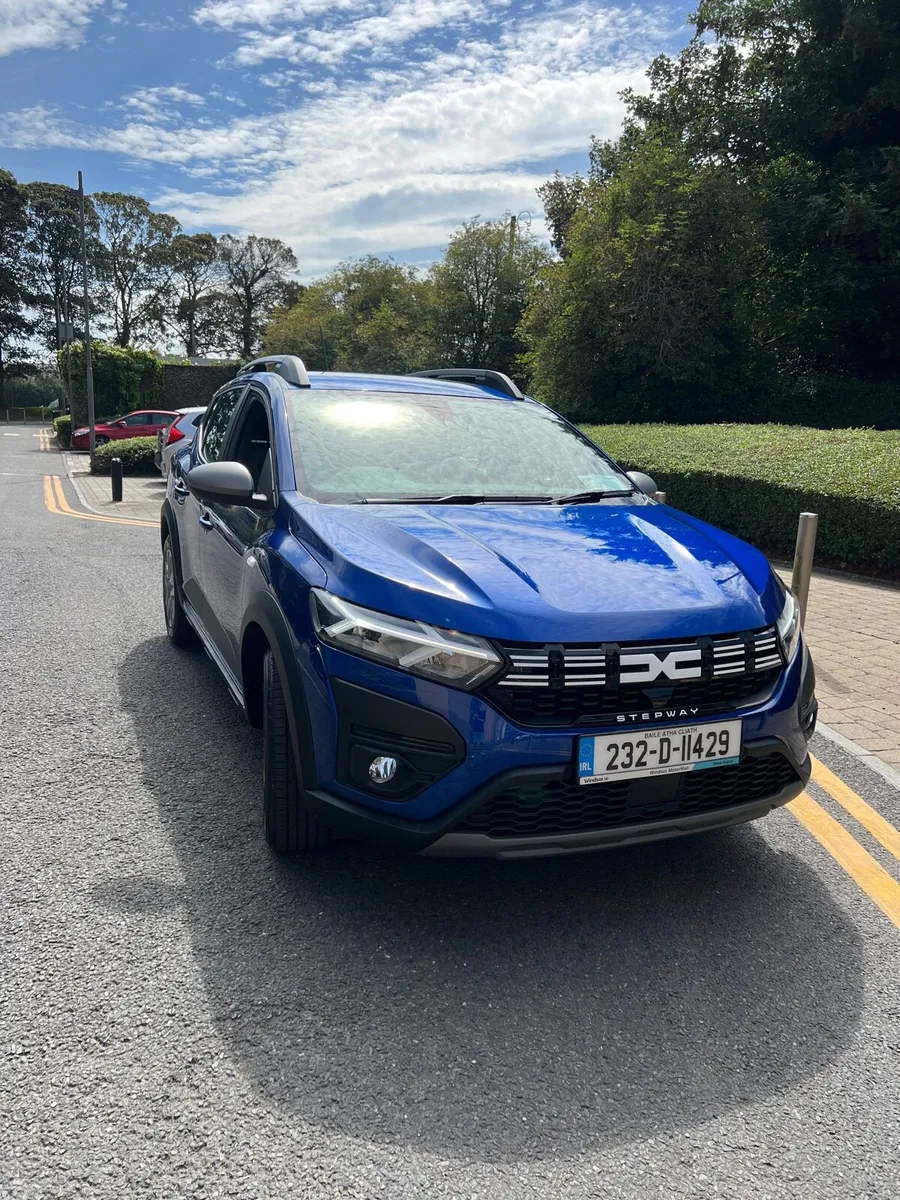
left=3, top=425, right=900, bottom=1199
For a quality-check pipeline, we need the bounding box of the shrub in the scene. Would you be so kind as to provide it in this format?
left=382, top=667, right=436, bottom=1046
left=90, top=437, right=158, bottom=475
left=583, top=423, right=900, bottom=572
left=54, top=415, right=72, bottom=448
left=61, top=343, right=164, bottom=425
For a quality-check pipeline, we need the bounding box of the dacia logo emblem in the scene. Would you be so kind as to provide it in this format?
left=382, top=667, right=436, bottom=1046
left=618, top=647, right=702, bottom=683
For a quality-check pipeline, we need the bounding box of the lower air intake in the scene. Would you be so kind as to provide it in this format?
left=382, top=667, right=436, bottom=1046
left=455, top=753, right=799, bottom=839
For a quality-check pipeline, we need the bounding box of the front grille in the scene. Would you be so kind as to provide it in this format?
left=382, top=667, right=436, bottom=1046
left=484, top=627, right=783, bottom=727
left=456, top=753, right=799, bottom=839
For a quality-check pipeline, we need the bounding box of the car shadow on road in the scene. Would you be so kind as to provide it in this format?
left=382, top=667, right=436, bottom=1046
left=115, top=637, right=864, bottom=1162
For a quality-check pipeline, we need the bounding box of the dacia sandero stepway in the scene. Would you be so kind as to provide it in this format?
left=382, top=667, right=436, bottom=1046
left=161, top=357, right=816, bottom=857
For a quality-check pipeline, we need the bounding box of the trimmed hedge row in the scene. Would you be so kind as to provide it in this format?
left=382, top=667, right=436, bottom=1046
left=61, top=343, right=164, bottom=425
left=53, top=415, right=72, bottom=448
left=90, top=437, right=158, bottom=475
left=583, top=423, right=900, bottom=572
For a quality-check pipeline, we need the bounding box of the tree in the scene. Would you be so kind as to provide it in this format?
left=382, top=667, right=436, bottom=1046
left=625, top=0, right=900, bottom=378
left=264, top=256, right=436, bottom=371
left=522, top=135, right=764, bottom=420
left=0, top=169, right=33, bottom=403
left=22, top=182, right=95, bottom=352
left=428, top=217, right=551, bottom=374
left=217, top=234, right=298, bottom=357
left=92, top=192, right=181, bottom=347
left=159, top=232, right=221, bottom=356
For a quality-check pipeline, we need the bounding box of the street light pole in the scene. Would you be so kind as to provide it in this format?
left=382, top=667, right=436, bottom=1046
left=77, top=170, right=96, bottom=463
left=62, top=292, right=74, bottom=415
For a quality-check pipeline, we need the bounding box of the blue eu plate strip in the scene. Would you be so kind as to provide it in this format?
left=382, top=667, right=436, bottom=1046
left=578, top=738, right=594, bottom=778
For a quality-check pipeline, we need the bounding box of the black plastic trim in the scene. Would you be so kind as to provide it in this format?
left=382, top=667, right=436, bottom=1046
left=332, top=679, right=465, bottom=800
left=241, top=595, right=318, bottom=794
left=298, top=737, right=810, bottom=853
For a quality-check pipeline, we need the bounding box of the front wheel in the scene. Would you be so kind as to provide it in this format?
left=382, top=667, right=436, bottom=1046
left=162, top=534, right=197, bottom=647
left=263, top=648, right=329, bottom=853
left=94, top=435, right=109, bottom=447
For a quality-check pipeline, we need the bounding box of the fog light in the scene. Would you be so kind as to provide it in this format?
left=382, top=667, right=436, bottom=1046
left=368, top=755, right=398, bottom=785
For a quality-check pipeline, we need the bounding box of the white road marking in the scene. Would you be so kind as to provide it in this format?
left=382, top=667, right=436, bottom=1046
left=3, top=432, right=21, bottom=437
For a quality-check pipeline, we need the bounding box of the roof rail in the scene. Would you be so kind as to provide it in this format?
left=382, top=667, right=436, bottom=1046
left=408, top=368, right=524, bottom=400
left=237, top=354, right=310, bottom=388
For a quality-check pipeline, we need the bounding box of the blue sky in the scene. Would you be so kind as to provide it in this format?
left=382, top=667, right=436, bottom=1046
left=0, top=0, right=692, bottom=278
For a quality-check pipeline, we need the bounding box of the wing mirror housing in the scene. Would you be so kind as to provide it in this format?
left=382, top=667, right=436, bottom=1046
left=626, top=470, right=659, bottom=496
left=186, top=461, right=256, bottom=506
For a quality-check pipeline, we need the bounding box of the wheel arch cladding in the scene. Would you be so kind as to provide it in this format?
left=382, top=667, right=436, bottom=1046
left=241, top=595, right=318, bottom=787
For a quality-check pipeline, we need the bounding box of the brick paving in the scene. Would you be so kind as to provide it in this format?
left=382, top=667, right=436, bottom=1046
left=62, top=450, right=166, bottom=523
left=784, top=569, right=900, bottom=767
left=58, top=446, right=900, bottom=768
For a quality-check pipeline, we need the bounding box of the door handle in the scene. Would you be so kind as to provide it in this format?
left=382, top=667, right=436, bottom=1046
left=198, top=511, right=214, bottom=530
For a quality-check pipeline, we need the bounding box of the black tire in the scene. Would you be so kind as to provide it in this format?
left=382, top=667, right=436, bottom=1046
left=263, top=648, right=328, bottom=853
left=94, top=435, right=109, bottom=446
left=162, top=533, right=198, bottom=647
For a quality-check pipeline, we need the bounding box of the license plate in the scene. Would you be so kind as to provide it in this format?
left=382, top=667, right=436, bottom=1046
left=578, top=720, right=742, bottom=785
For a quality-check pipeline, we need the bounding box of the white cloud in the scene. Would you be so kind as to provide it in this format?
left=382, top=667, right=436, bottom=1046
left=0, top=4, right=672, bottom=275
left=233, top=0, right=501, bottom=67
left=0, top=0, right=106, bottom=56
left=124, top=85, right=208, bottom=115
left=192, top=0, right=361, bottom=31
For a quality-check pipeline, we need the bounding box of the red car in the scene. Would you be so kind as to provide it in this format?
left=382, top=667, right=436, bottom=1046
left=71, top=409, right=179, bottom=450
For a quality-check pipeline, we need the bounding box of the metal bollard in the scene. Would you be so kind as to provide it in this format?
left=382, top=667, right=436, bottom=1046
left=653, top=491, right=667, bottom=504
left=791, top=512, right=818, bottom=627
left=110, top=457, right=123, bottom=503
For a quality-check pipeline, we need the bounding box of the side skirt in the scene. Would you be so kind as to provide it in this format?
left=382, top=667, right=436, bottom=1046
left=183, top=596, right=246, bottom=711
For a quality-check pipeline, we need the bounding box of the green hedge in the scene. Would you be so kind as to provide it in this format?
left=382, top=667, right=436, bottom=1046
left=90, top=437, right=158, bottom=475
left=583, top=423, right=900, bottom=572
left=53, top=415, right=72, bottom=448
left=61, top=343, right=163, bottom=425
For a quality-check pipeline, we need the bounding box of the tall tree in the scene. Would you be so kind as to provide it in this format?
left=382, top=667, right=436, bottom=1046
left=159, top=232, right=221, bottom=356
left=522, top=135, right=763, bottom=419
left=625, top=0, right=900, bottom=377
left=23, top=182, right=95, bottom=351
left=0, top=169, right=33, bottom=403
left=264, top=256, right=435, bottom=371
left=217, top=234, right=297, bottom=357
left=429, top=217, right=551, bottom=373
left=92, top=192, right=181, bottom=346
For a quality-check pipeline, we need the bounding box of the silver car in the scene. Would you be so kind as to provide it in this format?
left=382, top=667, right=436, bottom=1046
left=156, top=407, right=206, bottom=479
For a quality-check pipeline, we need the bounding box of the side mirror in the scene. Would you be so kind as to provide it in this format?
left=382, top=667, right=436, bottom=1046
left=627, top=470, right=658, bottom=496
left=186, top=461, right=255, bottom=506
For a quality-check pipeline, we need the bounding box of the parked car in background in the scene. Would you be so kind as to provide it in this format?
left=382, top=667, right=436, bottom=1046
left=161, top=356, right=816, bottom=859
left=71, top=409, right=179, bottom=451
left=155, top=407, right=206, bottom=478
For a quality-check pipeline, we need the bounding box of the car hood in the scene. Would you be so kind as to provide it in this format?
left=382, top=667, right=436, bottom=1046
left=290, top=499, right=782, bottom=642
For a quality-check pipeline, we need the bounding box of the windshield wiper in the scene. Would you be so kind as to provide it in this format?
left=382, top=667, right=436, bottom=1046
left=364, top=493, right=552, bottom=505
left=552, top=488, right=635, bottom=505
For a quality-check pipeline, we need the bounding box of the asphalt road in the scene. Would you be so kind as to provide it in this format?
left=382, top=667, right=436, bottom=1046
left=1, top=427, right=899, bottom=1199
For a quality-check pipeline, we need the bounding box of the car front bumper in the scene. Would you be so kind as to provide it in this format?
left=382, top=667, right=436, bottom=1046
left=295, top=641, right=815, bottom=857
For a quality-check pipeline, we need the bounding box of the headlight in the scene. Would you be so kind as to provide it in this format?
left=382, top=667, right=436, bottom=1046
left=311, top=589, right=502, bottom=689
left=776, top=586, right=801, bottom=663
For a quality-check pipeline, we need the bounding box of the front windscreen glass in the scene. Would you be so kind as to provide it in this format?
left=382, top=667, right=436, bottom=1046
left=285, top=390, right=632, bottom=503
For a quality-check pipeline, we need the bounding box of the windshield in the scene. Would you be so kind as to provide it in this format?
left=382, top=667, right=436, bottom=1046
left=285, top=390, right=632, bottom=503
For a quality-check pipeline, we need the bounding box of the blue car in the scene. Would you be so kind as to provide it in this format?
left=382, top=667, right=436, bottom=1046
left=161, top=356, right=816, bottom=857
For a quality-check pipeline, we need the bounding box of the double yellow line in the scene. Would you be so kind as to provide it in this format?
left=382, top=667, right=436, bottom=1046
left=43, top=474, right=156, bottom=529
left=38, top=428, right=55, bottom=452
left=789, top=756, right=900, bottom=928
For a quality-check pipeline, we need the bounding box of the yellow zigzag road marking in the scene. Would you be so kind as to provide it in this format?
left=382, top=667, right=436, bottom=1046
left=43, top=475, right=157, bottom=529
left=788, top=790, right=900, bottom=930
